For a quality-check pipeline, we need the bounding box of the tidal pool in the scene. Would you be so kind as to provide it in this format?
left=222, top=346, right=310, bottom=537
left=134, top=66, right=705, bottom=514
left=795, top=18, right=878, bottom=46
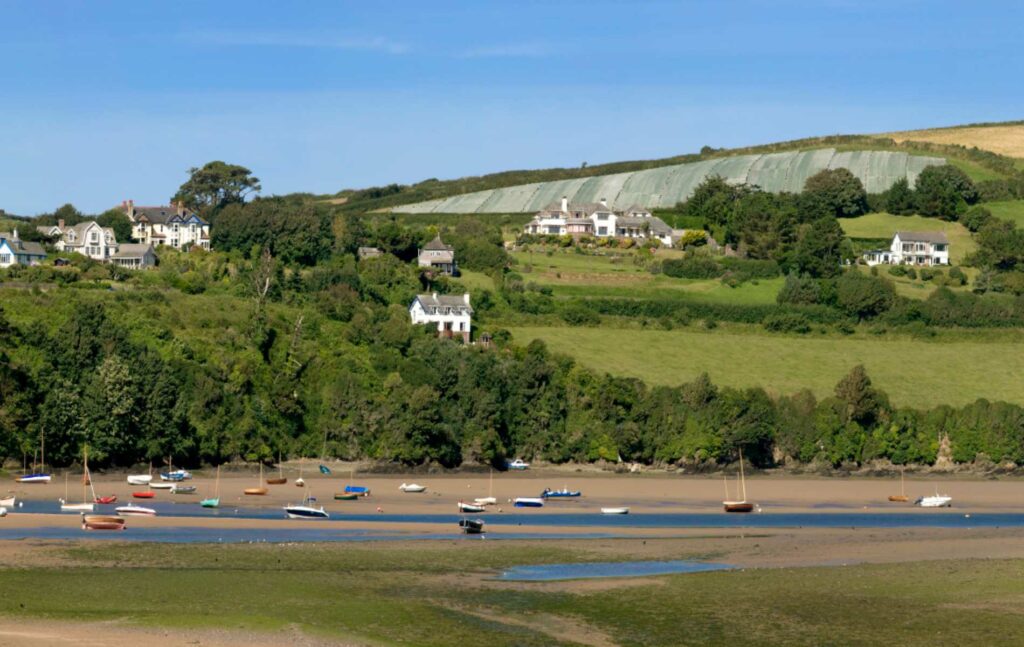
left=498, top=560, right=734, bottom=581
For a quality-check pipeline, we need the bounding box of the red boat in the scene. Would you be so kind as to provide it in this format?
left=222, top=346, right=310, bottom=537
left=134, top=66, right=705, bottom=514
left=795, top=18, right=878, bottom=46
left=132, top=491, right=155, bottom=499
left=94, top=495, right=117, bottom=505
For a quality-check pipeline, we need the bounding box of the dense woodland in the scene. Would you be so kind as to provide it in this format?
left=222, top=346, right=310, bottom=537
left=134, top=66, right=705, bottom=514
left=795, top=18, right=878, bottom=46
left=2, top=157, right=1024, bottom=470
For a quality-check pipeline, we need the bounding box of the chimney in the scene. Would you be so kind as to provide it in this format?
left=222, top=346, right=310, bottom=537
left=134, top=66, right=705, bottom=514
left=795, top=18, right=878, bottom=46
left=561, top=196, right=568, bottom=213
left=127, top=199, right=134, bottom=217
left=432, top=292, right=438, bottom=300
left=58, top=219, right=65, bottom=229
left=599, top=197, right=608, bottom=208
left=176, top=200, right=185, bottom=216
left=12, top=228, right=18, bottom=241
left=463, top=293, right=471, bottom=305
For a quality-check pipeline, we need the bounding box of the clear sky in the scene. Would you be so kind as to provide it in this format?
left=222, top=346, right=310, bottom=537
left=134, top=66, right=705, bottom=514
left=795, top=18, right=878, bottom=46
left=1, top=0, right=1022, bottom=214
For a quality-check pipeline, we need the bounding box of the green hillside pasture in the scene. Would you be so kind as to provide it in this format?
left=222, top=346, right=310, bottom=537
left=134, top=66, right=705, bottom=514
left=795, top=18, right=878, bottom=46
left=841, top=213, right=975, bottom=264
left=986, top=200, right=1024, bottom=227
left=512, top=250, right=783, bottom=304
left=508, top=325, right=1024, bottom=407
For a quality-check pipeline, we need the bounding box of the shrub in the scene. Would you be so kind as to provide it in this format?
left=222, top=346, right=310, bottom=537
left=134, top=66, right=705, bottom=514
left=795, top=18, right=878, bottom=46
left=661, top=255, right=723, bottom=279
left=801, top=168, right=868, bottom=218
left=948, top=266, right=966, bottom=286
left=888, top=265, right=908, bottom=277
left=836, top=272, right=896, bottom=319
left=905, top=268, right=917, bottom=280
left=561, top=305, right=600, bottom=326
left=961, top=206, right=993, bottom=233
left=914, top=165, right=979, bottom=220
left=762, top=312, right=811, bottom=334
left=918, top=268, right=937, bottom=282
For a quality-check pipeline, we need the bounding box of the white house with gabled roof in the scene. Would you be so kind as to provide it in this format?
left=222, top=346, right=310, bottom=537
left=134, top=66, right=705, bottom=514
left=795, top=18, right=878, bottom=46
left=120, top=200, right=211, bottom=250
left=37, top=220, right=118, bottom=261
left=409, top=292, right=473, bottom=342
left=0, top=230, right=47, bottom=267
left=863, top=231, right=950, bottom=266
left=524, top=197, right=674, bottom=246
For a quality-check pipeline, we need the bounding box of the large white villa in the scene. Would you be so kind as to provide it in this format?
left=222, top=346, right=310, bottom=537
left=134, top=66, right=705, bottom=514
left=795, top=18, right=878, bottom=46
left=862, top=231, right=950, bottom=266
left=120, top=200, right=211, bottom=251
left=523, top=198, right=678, bottom=246
left=37, top=220, right=119, bottom=261
left=409, top=292, right=473, bottom=343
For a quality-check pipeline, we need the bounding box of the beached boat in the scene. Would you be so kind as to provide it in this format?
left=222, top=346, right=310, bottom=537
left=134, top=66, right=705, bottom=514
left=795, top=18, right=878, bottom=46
left=507, top=458, right=530, bottom=471
left=19, top=431, right=51, bottom=484
left=285, top=491, right=329, bottom=519
left=459, top=518, right=485, bottom=534
left=116, top=505, right=156, bottom=516
left=723, top=448, right=756, bottom=513
left=82, top=514, right=125, bottom=531
left=0, top=508, right=6, bottom=517
left=61, top=450, right=96, bottom=513
left=132, top=491, right=156, bottom=499
left=458, top=501, right=486, bottom=513
left=916, top=493, right=953, bottom=508
left=888, top=467, right=910, bottom=502
left=399, top=483, right=427, bottom=493
left=170, top=485, right=197, bottom=494
left=266, top=452, right=287, bottom=485
left=601, top=507, right=630, bottom=515
left=17, top=474, right=52, bottom=484
left=513, top=497, right=544, bottom=508
left=201, top=465, right=221, bottom=508
left=474, top=469, right=498, bottom=506
left=150, top=482, right=174, bottom=490
left=94, top=495, right=117, bottom=505
left=126, top=474, right=152, bottom=486
left=244, top=463, right=268, bottom=496
left=344, top=485, right=370, bottom=496
left=541, top=487, right=581, bottom=499
left=334, top=492, right=359, bottom=501
left=0, top=495, right=14, bottom=507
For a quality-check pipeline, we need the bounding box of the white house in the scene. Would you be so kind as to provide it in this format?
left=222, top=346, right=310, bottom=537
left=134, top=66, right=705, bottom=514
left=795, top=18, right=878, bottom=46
left=417, top=235, right=456, bottom=275
left=37, top=220, right=118, bottom=261
left=111, top=243, right=158, bottom=269
left=409, top=292, right=473, bottom=342
left=863, top=231, right=950, bottom=266
left=523, top=197, right=674, bottom=246
left=0, top=230, right=46, bottom=267
left=120, top=200, right=211, bottom=250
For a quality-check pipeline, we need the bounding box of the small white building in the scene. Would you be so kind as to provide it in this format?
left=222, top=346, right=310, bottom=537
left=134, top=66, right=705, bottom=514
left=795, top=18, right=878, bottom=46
left=409, top=292, right=473, bottom=342
left=37, top=220, right=118, bottom=261
left=120, top=200, right=211, bottom=250
left=0, top=230, right=46, bottom=267
left=863, top=231, right=950, bottom=266
left=523, top=197, right=674, bottom=246
left=111, top=243, right=158, bottom=269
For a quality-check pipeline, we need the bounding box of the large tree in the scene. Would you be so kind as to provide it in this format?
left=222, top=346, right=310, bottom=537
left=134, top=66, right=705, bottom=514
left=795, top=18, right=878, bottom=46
left=914, top=165, right=978, bottom=220
left=801, top=168, right=868, bottom=218
left=792, top=217, right=850, bottom=278
left=212, top=197, right=333, bottom=266
left=172, top=161, right=261, bottom=218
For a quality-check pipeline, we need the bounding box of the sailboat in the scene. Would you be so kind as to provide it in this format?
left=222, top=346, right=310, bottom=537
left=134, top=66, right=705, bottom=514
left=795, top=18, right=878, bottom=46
left=18, top=430, right=51, bottom=483
left=888, top=467, right=910, bottom=502
left=723, top=448, right=755, bottom=513
left=244, top=463, right=269, bottom=496
left=266, top=452, right=287, bottom=485
left=284, top=488, right=329, bottom=519
left=295, top=459, right=306, bottom=488
left=127, top=461, right=153, bottom=486
left=343, top=468, right=370, bottom=496
left=474, top=468, right=498, bottom=506
left=61, top=446, right=95, bottom=512
left=915, top=486, right=952, bottom=508
left=201, top=465, right=221, bottom=508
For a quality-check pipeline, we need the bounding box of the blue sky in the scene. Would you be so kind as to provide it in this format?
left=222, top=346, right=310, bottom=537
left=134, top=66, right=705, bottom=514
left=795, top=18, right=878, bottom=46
left=1, top=1, right=1022, bottom=214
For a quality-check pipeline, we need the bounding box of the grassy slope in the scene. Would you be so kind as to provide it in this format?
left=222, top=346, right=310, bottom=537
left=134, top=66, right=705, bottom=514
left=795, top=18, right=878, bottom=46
left=840, top=213, right=976, bottom=264
left=508, top=325, right=1024, bottom=407
left=986, top=200, right=1024, bottom=227
left=3, top=543, right=1024, bottom=646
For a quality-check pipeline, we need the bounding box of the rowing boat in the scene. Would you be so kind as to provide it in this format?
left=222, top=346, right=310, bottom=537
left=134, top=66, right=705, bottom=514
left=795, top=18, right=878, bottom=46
left=116, top=505, right=156, bottom=516
left=82, top=514, right=125, bottom=530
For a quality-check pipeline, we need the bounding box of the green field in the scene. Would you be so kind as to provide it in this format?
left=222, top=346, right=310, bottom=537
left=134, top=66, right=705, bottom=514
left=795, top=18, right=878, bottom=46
left=510, top=249, right=783, bottom=304
left=509, top=325, right=1024, bottom=407
left=840, top=213, right=975, bottom=264
left=4, top=543, right=1024, bottom=646
left=986, top=200, right=1024, bottom=227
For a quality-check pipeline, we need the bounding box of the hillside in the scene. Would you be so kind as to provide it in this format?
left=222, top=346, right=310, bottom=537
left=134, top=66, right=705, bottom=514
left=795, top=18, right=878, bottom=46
left=884, top=121, right=1024, bottom=159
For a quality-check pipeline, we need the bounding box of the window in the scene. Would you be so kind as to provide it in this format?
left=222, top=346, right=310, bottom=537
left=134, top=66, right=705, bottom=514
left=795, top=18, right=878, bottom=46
left=596, top=213, right=608, bottom=220
left=597, top=227, right=607, bottom=235
left=934, top=244, right=947, bottom=252
left=0, top=254, right=10, bottom=264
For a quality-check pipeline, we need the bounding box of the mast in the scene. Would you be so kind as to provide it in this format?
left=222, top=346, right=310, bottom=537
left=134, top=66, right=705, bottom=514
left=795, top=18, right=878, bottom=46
left=215, top=465, right=221, bottom=498
left=723, top=474, right=730, bottom=501
left=82, top=445, right=87, bottom=504
left=40, top=428, right=45, bottom=474
left=738, top=448, right=747, bottom=502
left=489, top=467, right=494, bottom=498
left=900, top=467, right=905, bottom=497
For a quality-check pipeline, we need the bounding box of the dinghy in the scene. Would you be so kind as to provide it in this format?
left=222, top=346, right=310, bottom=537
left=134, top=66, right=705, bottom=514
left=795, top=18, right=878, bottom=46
left=458, top=501, right=486, bottom=513
left=82, top=514, right=125, bottom=530
left=458, top=518, right=485, bottom=534
left=334, top=492, right=359, bottom=501
left=126, top=474, right=152, bottom=486
left=266, top=452, right=287, bottom=484
left=116, top=505, right=156, bottom=516
left=513, top=497, right=544, bottom=508
left=18, top=473, right=52, bottom=484
left=888, top=467, right=910, bottom=502
left=0, top=495, right=15, bottom=508
left=244, top=463, right=269, bottom=496
left=170, top=485, right=197, bottom=494
left=507, top=458, right=530, bottom=470
left=474, top=469, right=498, bottom=506
left=541, top=487, right=581, bottom=499
left=60, top=453, right=96, bottom=513
left=94, top=495, right=117, bottom=505
left=723, top=448, right=756, bottom=513
left=19, top=431, right=51, bottom=483
left=915, top=493, right=952, bottom=508
left=201, top=465, right=221, bottom=508
left=399, top=483, right=427, bottom=493
left=132, top=491, right=156, bottom=499
left=601, top=507, right=630, bottom=515
left=151, top=482, right=174, bottom=490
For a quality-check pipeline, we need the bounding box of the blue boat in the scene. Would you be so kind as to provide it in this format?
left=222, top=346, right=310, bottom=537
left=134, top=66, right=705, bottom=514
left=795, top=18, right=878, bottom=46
left=514, top=497, right=544, bottom=508
left=541, top=488, right=581, bottom=499
left=344, top=485, right=371, bottom=496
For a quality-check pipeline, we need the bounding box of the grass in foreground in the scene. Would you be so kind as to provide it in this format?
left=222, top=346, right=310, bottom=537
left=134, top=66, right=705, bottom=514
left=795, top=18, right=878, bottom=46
left=508, top=325, right=1024, bottom=407
left=2, top=542, right=1024, bottom=646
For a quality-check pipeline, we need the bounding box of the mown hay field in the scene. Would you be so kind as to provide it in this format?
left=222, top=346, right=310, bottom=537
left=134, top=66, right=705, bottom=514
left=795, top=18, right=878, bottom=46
left=887, top=124, right=1024, bottom=159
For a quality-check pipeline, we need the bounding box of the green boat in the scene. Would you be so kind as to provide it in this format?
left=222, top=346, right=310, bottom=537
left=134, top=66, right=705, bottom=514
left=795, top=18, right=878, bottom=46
left=334, top=492, right=359, bottom=501
left=201, top=465, right=221, bottom=508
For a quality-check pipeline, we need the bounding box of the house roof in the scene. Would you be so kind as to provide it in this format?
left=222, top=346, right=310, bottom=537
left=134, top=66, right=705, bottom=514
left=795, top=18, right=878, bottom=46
left=0, top=233, right=46, bottom=256
left=896, top=231, right=948, bottom=244
left=617, top=216, right=672, bottom=235
left=423, top=250, right=455, bottom=264
left=129, top=205, right=209, bottom=226
left=621, top=205, right=651, bottom=215
left=423, top=235, right=452, bottom=251
left=414, top=293, right=474, bottom=314
left=111, top=243, right=155, bottom=259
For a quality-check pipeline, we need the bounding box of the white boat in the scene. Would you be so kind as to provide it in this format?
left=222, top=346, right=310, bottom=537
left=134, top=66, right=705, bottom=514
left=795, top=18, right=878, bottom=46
left=61, top=502, right=96, bottom=512
left=285, top=489, right=328, bottom=519
left=126, top=474, right=152, bottom=486
left=0, top=508, right=7, bottom=517
left=473, top=497, right=498, bottom=506
left=150, top=482, right=175, bottom=490
left=60, top=453, right=96, bottom=513
left=458, top=501, right=486, bottom=513
left=115, top=505, right=157, bottom=516
left=507, top=458, right=530, bottom=470
left=0, top=495, right=15, bottom=507
left=513, top=497, right=544, bottom=508
left=916, top=494, right=953, bottom=508
left=17, top=474, right=51, bottom=484
left=601, top=507, right=630, bottom=515
left=399, top=483, right=427, bottom=493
